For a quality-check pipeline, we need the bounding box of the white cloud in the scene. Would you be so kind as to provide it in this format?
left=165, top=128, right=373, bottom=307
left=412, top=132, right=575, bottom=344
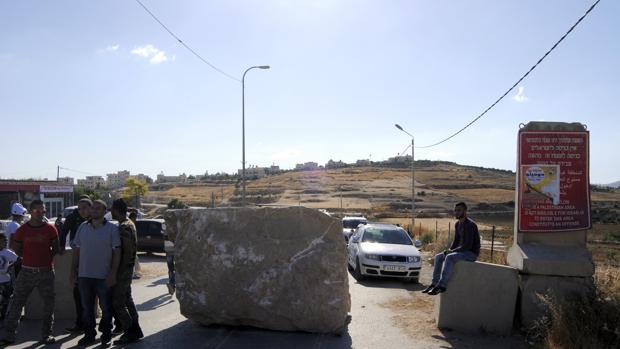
left=513, top=86, right=529, bottom=102
left=97, top=44, right=120, bottom=54
left=131, top=44, right=169, bottom=64
left=150, top=51, right=168, bottom=64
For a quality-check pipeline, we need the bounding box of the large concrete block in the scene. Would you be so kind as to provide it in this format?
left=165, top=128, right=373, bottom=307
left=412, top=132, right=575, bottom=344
left=164, top=207, right=351, bottom=334
left=24, top=249, right=75, bottom=320
left=508, top=244, right=594, bottom=277
left=518, top=274, right=593, bottom=327
left=434, top=261, right=519, bottom=335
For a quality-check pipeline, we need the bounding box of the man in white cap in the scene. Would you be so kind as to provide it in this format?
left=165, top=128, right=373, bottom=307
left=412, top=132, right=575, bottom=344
left=6, top=203, right=27, bottom=247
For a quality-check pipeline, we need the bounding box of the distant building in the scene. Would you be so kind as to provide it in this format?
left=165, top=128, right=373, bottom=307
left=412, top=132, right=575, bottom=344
left=267, top=165, right=281, bottom=175
left=295, top=162, right=319, bottom=171
left=386, top=155, right=412, bottom=164
left=237, top=167, right=266, bottom=179
left=58, top=176, right=75, bottom=185
left=156, top=172, right=187, bottom=184
left=77, top=176, right=106, bottom=190
left=0, top=180, right=74, bottom=218
left=356, top=159, right=371, bottom=166
left=326, top=159, right=346, bottom=169
left=131, top=173, right=153, bottom=184
left=107, top=170, right=130, bottom=189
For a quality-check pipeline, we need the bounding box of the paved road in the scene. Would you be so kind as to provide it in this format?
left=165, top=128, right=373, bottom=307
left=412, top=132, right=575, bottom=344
left=6, top=259, right=524, bottom=349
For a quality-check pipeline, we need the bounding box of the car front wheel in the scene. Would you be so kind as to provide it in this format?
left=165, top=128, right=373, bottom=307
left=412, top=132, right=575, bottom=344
left=352, top=257, right=364, bottom=281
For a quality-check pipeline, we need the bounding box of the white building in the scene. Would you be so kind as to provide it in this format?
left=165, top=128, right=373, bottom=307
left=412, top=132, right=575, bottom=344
left=295, top=162, right=319, bottom=171
left=238, top=167, right=266, bottom=179
left=77, top=176, right=106, bottom=190
left=131, top=173, right=153, bottom=184
left=107, top=170, right=131, bottom=189
left=156, top=172, right=187, bottom=184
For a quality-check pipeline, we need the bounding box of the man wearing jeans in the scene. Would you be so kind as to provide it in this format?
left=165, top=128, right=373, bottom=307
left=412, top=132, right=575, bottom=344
left=423, top=202, right=480, bottom=295
left=70, top=200, right=121, bottom=346
left=0, top=200, right=59, bottom=345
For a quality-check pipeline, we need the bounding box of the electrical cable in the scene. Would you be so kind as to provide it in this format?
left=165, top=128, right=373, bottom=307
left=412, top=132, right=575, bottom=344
left=133, top=0, right=241, bottom=82
left=417, top=0, right=601, bottom=149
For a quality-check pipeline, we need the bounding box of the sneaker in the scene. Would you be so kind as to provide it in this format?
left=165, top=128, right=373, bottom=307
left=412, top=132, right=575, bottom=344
left=41, top=336, right=56, bottom=345
left=112, top=326, right=123, bottom=335
left=77, top=335, right=96, bottom=346
left=428, top=286, right=447, bottom=295
left=421, top=284, right=436, bottom=293
left=167, top=283, right=175, bottom=295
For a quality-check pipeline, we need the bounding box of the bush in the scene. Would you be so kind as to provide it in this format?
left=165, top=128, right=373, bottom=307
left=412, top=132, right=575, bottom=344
left=421, top=233, right=433, bottom=244
left=167, top=198, right=188, bottom=209
left=527, top=268, right=620, bottom=348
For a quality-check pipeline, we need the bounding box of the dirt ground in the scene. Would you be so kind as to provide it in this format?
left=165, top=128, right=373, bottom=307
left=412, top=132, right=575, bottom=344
left=135, top=253, right=169, bottom=280
left=380, top=252, right=528, bottom=348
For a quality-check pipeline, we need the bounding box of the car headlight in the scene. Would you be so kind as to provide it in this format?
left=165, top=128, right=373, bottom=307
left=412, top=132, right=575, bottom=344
left=407, top=256, right=421, bottom=263
left=365, top=254, right=381, bottom=261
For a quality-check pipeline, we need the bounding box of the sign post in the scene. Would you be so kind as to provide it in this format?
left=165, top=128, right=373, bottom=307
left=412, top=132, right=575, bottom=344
left=508, top=122, right=594, bottom=327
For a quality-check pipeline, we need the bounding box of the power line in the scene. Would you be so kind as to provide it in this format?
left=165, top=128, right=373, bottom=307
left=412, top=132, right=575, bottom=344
left=398, top=143, right=412, bottom=157
left=133, top=0, right=241, bottom=82
left=417, top=0, right=601, bottom=149
left=59, top=167, right=101, bottom=177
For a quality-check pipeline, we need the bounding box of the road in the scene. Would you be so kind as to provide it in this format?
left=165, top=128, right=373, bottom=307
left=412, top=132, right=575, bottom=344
left=7, top=255, right=525, bottom=349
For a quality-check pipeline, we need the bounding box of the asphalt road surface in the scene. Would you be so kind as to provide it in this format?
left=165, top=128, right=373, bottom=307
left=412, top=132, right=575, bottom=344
left=6, top=258, right=524, bottom=349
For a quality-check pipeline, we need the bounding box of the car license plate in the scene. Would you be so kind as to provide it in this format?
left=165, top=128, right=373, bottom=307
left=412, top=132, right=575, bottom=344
left=384, top=265, right=406, bottom=272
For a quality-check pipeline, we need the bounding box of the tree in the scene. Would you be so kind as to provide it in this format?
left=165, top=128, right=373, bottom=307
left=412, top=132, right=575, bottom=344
left=123, top=178, right=148, bottom=207
left=167, top=198, right=188, bottom=209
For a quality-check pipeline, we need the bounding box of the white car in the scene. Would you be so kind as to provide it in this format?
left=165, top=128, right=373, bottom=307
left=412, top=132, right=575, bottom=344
left=342, top=216, right=367, bottom=242
left=347, top=223, right=422, bottom=282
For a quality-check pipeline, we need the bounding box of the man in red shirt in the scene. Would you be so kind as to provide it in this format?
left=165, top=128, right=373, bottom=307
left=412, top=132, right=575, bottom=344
left=0, top=200, right=59, bottom=345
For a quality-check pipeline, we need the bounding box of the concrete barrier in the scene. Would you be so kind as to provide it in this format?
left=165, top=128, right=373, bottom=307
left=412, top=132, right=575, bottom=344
left=24, top=249, right=75, bottom=320
left=434, top=261, right=519, bottom=335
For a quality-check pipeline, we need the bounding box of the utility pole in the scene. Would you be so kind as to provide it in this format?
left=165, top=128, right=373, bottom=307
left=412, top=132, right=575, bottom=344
left=211, top=192, right=216, bottom=208
left=57, top=166, right=60, bottom=181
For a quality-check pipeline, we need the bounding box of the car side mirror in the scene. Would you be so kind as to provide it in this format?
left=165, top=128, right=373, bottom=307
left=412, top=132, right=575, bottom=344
left=414, top=240, right=422, bottom=248
left=351, top=236, right=360, bottom=243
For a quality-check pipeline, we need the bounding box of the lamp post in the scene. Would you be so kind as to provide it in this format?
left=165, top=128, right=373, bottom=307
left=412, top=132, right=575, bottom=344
left=241, top=65, right=270, bottom=206
left=395, top=124, right=415, bottom=237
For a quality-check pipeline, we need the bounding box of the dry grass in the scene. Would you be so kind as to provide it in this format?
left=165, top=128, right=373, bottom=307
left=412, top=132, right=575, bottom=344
left=442, top=188, right=515, bottom=203
left=527, top=248, right=620, bottom=349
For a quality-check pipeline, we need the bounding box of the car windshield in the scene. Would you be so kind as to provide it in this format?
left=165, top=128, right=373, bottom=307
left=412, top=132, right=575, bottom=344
left=343, top=219, right=366, bottom=229
left=361, top=228, right=412, bottom=245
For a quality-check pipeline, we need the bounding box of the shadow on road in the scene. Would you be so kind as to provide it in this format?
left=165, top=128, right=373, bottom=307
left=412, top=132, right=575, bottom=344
left=142, top=320, right=353, bottom=349
left=137, top=294, right=175, bottom=311
left=348, top=270, right=425, bottom=291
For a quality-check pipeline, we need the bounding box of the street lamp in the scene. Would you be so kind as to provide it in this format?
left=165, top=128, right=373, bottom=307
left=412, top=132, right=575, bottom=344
left=241, top=65, right=270, bottom=206
left=395, top=124, right=415, bottom=237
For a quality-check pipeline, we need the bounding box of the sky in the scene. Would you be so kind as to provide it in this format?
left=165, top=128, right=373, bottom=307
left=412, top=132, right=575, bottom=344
left=1, top=0, right=618, bottom=184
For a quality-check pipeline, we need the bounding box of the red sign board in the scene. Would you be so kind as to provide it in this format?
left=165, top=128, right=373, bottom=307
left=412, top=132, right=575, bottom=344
left=517, top=130, right=591, bottom=232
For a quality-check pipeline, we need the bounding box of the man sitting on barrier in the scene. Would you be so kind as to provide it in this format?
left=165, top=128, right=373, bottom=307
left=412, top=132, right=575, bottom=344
left=423, top=202, right=480, bottom=295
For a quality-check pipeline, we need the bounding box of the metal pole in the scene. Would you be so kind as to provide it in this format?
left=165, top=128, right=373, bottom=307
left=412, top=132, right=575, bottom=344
left=241, top=74, right=246, bottom=206
left=435, top=220, right=438, bottom=242
left=241, top=65, right=270, bottom=207
left=411, top=137, right=415, bottom=238
left=491, top=225, right=496, bottom=262
left=57, top=166, right=60, bottom=181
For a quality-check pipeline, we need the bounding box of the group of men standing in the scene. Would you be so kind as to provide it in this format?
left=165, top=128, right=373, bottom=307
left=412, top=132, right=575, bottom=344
left=0, top=197, right=143, bottom=347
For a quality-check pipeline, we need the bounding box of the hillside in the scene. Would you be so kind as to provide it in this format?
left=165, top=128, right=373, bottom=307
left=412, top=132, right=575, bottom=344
left=145, top=162, right=517, bottom=213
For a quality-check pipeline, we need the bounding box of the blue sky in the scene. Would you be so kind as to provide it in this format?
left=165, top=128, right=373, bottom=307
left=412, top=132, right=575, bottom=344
left=1, top=0, right=618, bottom=184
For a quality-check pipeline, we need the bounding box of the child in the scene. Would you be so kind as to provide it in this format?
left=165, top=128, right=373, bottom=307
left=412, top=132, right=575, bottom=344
left=0, top=233, right=18, bottom=320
